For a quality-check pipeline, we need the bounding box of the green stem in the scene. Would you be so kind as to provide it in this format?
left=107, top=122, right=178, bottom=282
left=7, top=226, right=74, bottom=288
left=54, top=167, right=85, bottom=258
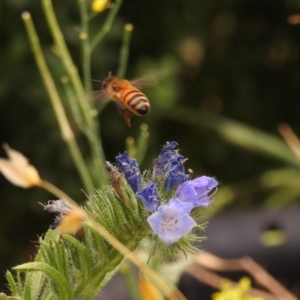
left=90, top=0, right=123, bottom=50
left=136, top=123, right=149, bottom=165
left=78, top=0, right=92, bottom=93
left=61, top=76, right=84, bottom=129
left=41, top=180, right=76, bottom=205
left=85, top=219, right=186, bottom=300
left=42, top=0, right=108, bottom=185
left=97, top=21, right=132, bottom=115
left=41, top=0, right=91, bottom=128
left=126, top=137, right=137, bottom=158
left=117, top=23, right=133, bottom=77
left=120, top=261, right=142, bottom=300
left=22, top=12, right=95, bottom=192
left=61, top=76, right=96, bottom=142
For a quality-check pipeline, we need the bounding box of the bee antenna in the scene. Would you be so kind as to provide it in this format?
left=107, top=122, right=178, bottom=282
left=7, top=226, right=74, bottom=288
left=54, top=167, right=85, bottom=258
left=88, top=79, right=103, bottom=83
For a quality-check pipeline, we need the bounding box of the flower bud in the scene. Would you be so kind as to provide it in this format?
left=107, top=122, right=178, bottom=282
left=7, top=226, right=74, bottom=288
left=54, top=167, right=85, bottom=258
left=0, top=145, right=42, bottom=188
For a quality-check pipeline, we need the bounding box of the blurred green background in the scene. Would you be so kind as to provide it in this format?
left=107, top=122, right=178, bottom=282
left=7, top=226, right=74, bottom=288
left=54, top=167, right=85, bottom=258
left=1, top=0, right=300, bottom=293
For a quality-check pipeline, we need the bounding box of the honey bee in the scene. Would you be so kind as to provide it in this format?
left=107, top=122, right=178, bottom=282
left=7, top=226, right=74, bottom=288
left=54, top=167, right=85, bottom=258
left=91, top=73, right=153, bottom=127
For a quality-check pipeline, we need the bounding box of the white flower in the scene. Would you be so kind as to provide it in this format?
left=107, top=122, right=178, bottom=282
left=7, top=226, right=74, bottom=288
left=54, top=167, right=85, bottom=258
left=0, top=145, right=42, bottom=188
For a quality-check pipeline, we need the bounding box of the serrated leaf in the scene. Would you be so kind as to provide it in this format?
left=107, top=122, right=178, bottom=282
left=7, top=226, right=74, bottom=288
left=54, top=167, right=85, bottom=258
left=14, top=262, right=72, bottom=300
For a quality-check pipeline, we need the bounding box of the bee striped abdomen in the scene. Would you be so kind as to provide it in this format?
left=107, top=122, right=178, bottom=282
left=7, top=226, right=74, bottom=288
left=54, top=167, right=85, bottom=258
left=123, top=89, right=150, bottom=116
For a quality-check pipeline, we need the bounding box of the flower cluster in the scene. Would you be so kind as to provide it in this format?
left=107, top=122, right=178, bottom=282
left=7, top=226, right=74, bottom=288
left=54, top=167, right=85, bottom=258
left=114, top=141, right=218, bottom=246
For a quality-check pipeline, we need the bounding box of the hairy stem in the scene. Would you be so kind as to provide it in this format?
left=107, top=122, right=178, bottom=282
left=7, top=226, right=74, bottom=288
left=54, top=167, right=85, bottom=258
left=85, top=219, right=186, bottom=300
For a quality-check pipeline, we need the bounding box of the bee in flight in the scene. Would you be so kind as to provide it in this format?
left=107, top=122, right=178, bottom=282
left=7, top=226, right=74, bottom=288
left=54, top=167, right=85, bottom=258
left=90, top=72, right=152, bottom=127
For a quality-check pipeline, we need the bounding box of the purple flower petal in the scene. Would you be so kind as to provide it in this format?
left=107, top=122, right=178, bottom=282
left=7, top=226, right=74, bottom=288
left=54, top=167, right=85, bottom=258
left=152, top=141, right=188, bottom=191
left=147, top=199, right=196, bottom=246
left=115, top=152, right=142, bottom=192
left=136, top=182, right=160, bottom=212
left=165, top=158, right=188, bottom=191
left=177, top=176, right=218, bottom=208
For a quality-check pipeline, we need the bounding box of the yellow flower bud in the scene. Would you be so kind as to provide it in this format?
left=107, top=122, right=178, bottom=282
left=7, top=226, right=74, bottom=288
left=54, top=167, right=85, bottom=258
left=0, top=145, right=42, bottom=188
left=43, top=199, right=85, bottom=235
left=59, top=209, right=85, bottom=234
left=139, top=275, right=163, bottom=300
left=91, top=0, right=110, bottom=12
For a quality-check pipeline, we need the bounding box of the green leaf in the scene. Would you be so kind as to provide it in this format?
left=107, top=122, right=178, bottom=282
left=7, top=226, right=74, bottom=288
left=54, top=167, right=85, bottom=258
left=14, top=262, right=72, bottom=300
left=53, top=240, right=68, bottom=279
left=5, top=271, right=18, bottom=296
left=39, top=242, right=59, bottom=269
left=62, top=234, right=92, bottom=282
left=23, top=274, right=31, bottom=300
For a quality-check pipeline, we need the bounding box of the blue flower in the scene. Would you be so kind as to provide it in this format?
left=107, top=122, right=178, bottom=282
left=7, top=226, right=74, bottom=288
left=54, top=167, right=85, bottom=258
left=177, top=176, right=218, bottom=208
left=115, top=152, right=141, bottom=192
left=165, top=158, right=188, bottom=191
left=147, top=199, right=196, bottom=246
left=136, top=182, right=160, bottom=212
left=152, top=141, right=188, bottom=191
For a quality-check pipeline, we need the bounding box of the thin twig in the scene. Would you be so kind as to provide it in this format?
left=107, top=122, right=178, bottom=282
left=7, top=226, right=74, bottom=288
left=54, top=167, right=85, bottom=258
left=240, top=257, right=298, bottom=300
left=196, top=252, right=297, bottom=300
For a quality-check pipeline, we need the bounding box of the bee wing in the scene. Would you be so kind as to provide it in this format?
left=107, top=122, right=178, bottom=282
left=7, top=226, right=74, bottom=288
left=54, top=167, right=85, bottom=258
left=81, top=89, right=109, bottom=105
left=130, top=70, right=168, bottom=89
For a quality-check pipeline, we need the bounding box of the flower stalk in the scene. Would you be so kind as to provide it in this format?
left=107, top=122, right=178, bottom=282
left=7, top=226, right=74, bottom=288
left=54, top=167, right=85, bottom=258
left=41, top=180, right=76, bottom=205
left=90, top=0, right=123, bottom=50
left=78, top=0, right=92, bottom=93
left=21, top=12, right=95, bottom=192
left=85, top=219, right=186, bottom=300
left=41, top=0, right=108, bottom=185
left=117, top=23, right=134, bottom=78
left=120, top=261, right=142, bottom=300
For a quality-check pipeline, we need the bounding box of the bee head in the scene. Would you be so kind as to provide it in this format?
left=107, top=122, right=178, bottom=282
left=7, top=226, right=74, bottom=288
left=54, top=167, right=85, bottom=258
left=102, top=74, right=115, bottom=90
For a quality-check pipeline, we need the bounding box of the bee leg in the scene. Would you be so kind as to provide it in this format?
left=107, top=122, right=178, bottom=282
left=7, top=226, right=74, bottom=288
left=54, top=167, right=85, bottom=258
left=118, top=108, right=133, bottom=127
left=123, top=110, right=133, bottom=127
